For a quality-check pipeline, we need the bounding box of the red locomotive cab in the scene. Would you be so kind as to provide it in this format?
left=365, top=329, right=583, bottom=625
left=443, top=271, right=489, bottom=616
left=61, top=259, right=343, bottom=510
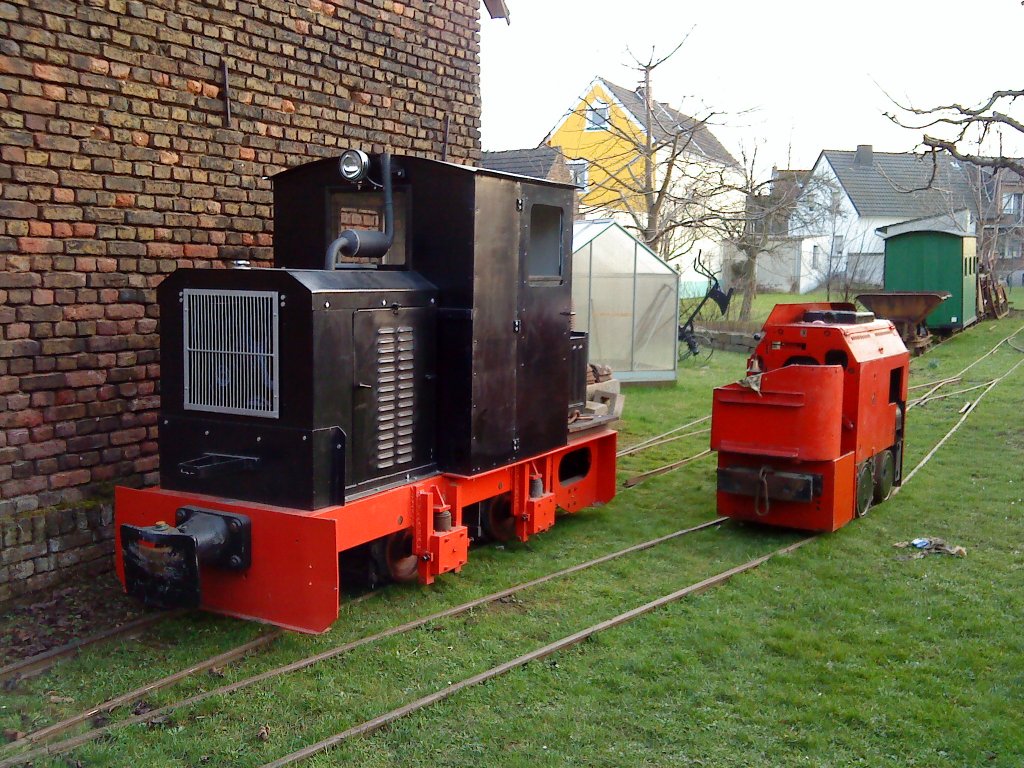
left=710, top=303, right=910, bottom=531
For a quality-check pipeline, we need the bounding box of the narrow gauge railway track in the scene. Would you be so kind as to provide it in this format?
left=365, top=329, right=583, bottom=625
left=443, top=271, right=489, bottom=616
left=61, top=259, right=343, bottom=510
left=0, top=518, right=728, bottom=766
left=5, top=321, right=1020, bottom=766
left=256, top=333, right=1024, bottom=768
left=0, top=411, right=712, bottom=760
left=0, top=611, right=182, bottom=684
left=1, top=411, right=700, bottom=691
left=260, top=537, right=816, bottom=768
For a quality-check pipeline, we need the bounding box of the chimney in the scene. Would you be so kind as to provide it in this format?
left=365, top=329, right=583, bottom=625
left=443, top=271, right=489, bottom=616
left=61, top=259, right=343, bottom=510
left=854, top=144, right=873, bottom=166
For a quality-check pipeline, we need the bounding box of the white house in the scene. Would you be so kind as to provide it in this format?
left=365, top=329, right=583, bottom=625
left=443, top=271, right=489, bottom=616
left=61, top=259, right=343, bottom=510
left=786, top=145, right=975, bottom=291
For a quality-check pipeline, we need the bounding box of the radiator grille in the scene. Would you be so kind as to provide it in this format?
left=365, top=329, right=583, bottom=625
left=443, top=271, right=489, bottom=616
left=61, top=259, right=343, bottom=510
left=182, top=289, right=279, bottom=418
left=374, top=325, right=415, bottom=469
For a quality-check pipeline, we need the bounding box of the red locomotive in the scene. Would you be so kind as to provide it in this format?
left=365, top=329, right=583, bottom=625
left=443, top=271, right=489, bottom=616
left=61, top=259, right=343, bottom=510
left=114, top=151, right=617, bottom=633
left=711, top=303, right=910, bottom=531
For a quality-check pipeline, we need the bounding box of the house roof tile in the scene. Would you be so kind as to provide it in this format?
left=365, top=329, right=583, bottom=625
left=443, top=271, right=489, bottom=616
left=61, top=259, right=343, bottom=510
left=599, top=78, right=738, bottom=168
left=480, top=146, right=563, bottom=179
left=822, top=149, right=975, bottom=218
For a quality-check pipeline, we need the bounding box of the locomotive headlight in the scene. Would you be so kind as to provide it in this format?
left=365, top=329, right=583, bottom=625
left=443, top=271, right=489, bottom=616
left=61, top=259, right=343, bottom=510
left=339, top=149, right=370, bottom=182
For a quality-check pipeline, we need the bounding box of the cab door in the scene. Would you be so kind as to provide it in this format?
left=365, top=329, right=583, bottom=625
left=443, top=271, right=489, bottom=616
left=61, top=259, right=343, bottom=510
left=514, top=189, right=573, bottom=459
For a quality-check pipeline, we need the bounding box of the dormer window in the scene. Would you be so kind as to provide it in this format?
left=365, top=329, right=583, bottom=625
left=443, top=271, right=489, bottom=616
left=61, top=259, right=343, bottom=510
left=585, top=100, right=610, bottom=131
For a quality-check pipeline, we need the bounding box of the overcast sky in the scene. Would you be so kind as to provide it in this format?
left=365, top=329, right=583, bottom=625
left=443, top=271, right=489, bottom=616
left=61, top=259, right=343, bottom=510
left=479, top=0, right=1024, bottom=174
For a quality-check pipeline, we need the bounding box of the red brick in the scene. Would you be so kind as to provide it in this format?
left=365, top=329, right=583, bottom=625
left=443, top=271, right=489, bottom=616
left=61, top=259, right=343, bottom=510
left=110, top=427, right=146, bottom=446
left=11, top=95, right=57, bottom=116
left=17, top=237, right=61, bottom=254
left=50, top=469, right=91, bottom=489
left=67, top=369, right=106, bottom=387
left=41, top=84, right=66, bottom=101
left=63, top=304, right=103, bottom=321
left=1, top=145, right=25, bottom=163
left=105, top=304, right=144, bottom=320
left=146, top=242, right=184, bottom=258
left=0, top=56, right=32, bottom=76
left=183, top=244, right=218, bottom=259
left=28, top=221, right=53, bottom=237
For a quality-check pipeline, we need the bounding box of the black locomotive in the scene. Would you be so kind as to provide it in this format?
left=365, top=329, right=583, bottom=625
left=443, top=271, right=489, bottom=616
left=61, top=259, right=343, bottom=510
left=116, top=151, right=617, bottom=632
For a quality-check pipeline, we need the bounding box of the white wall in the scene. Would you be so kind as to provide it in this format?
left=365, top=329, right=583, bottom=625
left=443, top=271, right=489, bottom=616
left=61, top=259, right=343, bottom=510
left=789, top=157, right=906, bottom=288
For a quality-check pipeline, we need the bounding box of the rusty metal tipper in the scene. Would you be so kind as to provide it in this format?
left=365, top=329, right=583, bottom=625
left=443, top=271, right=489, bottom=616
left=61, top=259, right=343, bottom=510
left=710, top=303, right=910, bottom=532
left=856, top=291, right=950, bottom=354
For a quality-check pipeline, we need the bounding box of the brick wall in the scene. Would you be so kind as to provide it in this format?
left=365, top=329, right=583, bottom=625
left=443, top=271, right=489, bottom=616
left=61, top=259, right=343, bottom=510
left=0, top=0, right=481, bottom=601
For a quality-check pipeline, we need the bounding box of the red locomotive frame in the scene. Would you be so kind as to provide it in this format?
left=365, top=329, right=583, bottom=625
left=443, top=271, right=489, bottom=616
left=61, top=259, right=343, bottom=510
left=116, top=429, right=616, bottom=633
left=711, top=303, right=910, bottom=531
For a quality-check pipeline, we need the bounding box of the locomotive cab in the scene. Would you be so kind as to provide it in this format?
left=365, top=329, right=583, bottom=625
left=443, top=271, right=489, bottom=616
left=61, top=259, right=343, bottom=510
left=710, top=303, right=910, bottom=532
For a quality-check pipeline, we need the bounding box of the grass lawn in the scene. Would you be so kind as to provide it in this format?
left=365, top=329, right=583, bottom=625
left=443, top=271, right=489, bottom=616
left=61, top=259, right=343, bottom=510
left=2, top=312, right=1023, bottom=767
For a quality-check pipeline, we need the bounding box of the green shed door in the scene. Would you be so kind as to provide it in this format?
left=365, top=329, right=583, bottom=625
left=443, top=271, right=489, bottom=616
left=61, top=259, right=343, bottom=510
left=884, top=231, right=964, bottom=328
left=959, top=237, right=978, bottom=328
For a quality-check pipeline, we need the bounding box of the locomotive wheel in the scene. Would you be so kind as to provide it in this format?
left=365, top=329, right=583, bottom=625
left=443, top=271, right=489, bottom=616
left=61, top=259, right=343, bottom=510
left=479, top=494, right=516, bottom=543
left=855, top=462, right=874, bottom=518
left=370, top=530, right=418, bottom=583
left=873, top=450, right=896, bottom=503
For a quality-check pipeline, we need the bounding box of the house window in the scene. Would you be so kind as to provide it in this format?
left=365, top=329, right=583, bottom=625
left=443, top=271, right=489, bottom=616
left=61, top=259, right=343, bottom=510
left=1002, top=192, right=1023, bottom=218
left=1001, top=238, right=1022, bottom=260
left=567, top=160, right=588, bottom=192
left=585, top=100, right=610, bottom=131
left=831, top=235, right=844, bottom=259
left=811, top=244, right=822, bottom=269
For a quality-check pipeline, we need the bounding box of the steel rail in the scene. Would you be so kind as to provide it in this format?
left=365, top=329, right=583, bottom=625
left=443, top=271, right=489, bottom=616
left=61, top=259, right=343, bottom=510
left=907, top=379, right=997, bottom=408
left=908, top=324, right=1024, bottom=411
left=898, top=355, right=1024, bottom=489
left=616, top=427, right=710, bottom=457
left=0, top=611, right=183, bottom=684
left=622, top=448, right=713, bottom=488
left=2, top=630, right=283, bottom=752
left=615, top=415, right=710, bottom=457
left=258, top=536, right=816, bottom=768
left=0, top=517, right=728, bottom=767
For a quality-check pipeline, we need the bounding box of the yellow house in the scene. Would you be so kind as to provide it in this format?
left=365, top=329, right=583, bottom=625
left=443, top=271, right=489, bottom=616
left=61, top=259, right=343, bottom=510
left=544, top=76, right=736, bottom=206
left=543, top=76, right=739, bottom=268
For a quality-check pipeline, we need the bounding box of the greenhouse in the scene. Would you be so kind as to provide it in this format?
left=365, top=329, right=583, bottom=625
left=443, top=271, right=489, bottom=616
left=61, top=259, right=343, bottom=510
left=572, top=220, right=680, bottom=382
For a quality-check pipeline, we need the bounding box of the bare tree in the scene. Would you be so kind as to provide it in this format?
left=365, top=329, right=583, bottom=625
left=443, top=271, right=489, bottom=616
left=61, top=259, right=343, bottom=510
left=709, top=147, right=799, bottom=319
left=886, top=88, right=1024, bottom=281
left=885, top=89, right=1024, bottom=176
left=563, top=42, right=738, bottom=263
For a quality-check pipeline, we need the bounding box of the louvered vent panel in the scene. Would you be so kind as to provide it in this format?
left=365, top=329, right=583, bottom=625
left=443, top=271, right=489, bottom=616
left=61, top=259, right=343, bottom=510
left=375, top=325, right=415, bottom=469
left=182, top=289, right=279, bottom=418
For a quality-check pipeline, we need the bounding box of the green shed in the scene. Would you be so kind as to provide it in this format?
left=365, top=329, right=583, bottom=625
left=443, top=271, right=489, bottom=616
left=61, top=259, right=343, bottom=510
left=877, top=212, right=977, bottom=331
